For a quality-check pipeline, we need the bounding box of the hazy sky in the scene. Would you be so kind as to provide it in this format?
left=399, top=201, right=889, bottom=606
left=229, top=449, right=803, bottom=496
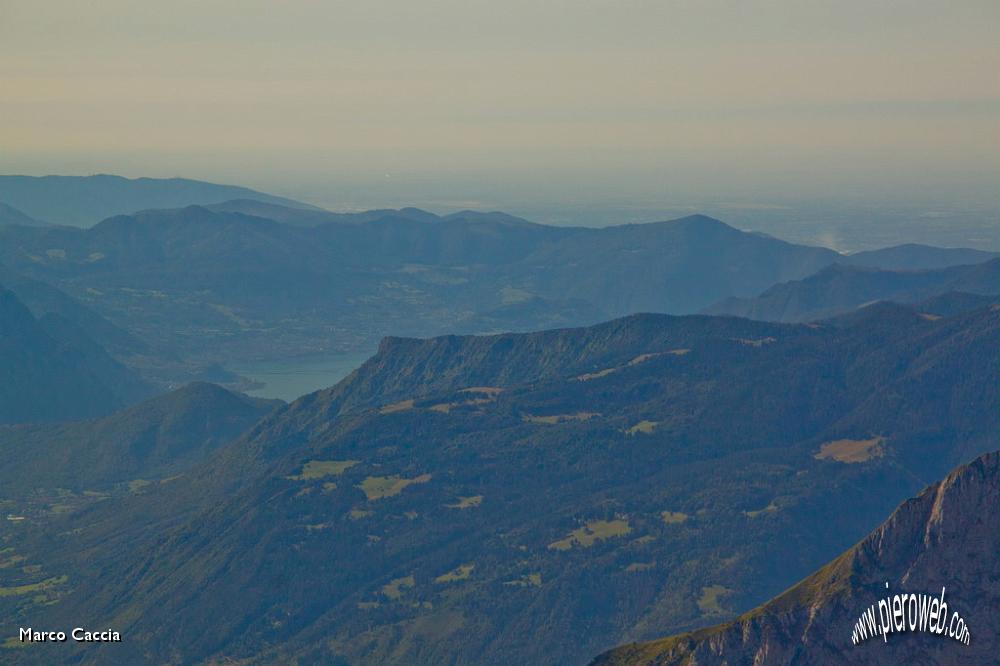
left=2, top=0, right=999, bottom=211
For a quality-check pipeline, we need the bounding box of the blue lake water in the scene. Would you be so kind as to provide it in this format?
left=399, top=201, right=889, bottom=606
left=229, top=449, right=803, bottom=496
left=232, top=351, right=375, bottom=401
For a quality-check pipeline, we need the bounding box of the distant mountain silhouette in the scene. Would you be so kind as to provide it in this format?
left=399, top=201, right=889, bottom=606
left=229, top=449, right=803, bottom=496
left=705, top=258, right=1000, bottom=322
left=0, top=264, right=145, bottom=356
left=593, top=449, right=1000, bottom=665
left=0, top=174, right=315, bottom=227
left=0, top=201, right=47, bottom=227
left=841, top=243, right=997, bottom=271
left=0, top=286, right=154, bottom=424
left=205, top=199, right=440, bottom=226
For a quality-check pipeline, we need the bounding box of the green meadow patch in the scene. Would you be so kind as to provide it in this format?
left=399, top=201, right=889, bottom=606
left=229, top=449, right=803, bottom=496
left=435, top=564, right=474, bottom=584
left=549, top=519, right=631, bottom=551
left=626, top=420, right=659, bottom=435
left=814, top=437, right=885, bottom=463
left=446, top=495, right=482, bottom=509
left=348, top=509, right=373, bottom=520
left=504, top=573, right=542, bottom=587
left=382, top=575, right=415, bottom=599
left=0, top=575, right=68, bottom=598
left=360, top=474, right=432, bottom=501
left=625, top=562, right=655, bottom=573
left=523, top=412, right=600, bottom=425
left=379, top=399, right=414, bottom=415
left=288, top=460, right=360, bottom=481
left=743, top=502, right=778, bottom=518
left=661, top=511, right=688, bottom=524
left=697, top=584, right=733, bottom=615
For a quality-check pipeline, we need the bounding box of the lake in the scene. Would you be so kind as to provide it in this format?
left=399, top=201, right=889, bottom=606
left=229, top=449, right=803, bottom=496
left=231, top=350, right=375, bottom=401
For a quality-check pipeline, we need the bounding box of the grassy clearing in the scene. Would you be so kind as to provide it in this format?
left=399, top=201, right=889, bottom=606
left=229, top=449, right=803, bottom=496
left=626, top=562, right=656, bottom=573
left=743, top=502, right=778, bottom=518
left=814, top=437, right=885, bottom=463
left=576, top=367, right=618, bottom=381
left=523, top=412, right=600, bottom=425
left=379, top=399, right=414, bottom=414
left=431, top=388, right=501, bottom=413
left=304, top=523, right=330, bottom=531
left=661, top=511, right=688, bottom=524
left=0, top=575, right=68, bottom=598
left=626, top=420, right=659, bottom=435
left=430, top=396, right=495, bottom=413
left=3, top=636, right=31, bottom=649
left=698, top=585, right=733, bottom=615
left=348, top=509, right=373, bottom=520
left=360, top=474, right=432, bottom=501
left=446, top=495, right=483, bottom=510
left=549, top=519, right=631, bottom=551
left=504, top=573, right=542, bottom=587
left=460, top=387, right=503, bottom=396
left=435, top=564, right=474, bottom=584
left=733, top=337, right=776, bottom=347
left=0, top=552, right=26, bottom=569
left=288, top=460, right=360, bottom=480
left=382, top=575, right=415, bottom=599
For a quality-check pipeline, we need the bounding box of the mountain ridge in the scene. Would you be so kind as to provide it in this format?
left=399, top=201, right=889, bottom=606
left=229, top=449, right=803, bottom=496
left=0, top=174, right=316, bottom=227
left=705, top=258, right=1000, bottom=323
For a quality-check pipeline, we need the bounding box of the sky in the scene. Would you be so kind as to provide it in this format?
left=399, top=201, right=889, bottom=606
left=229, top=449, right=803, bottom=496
left=2, top=0, right=999, bottom=214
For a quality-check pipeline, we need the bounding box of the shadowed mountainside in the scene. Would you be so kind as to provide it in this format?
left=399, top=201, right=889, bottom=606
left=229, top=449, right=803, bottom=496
left=0, top=286, right=154, bottom=425
left=593, top=450, right=1000, bottom=665
left=0, top=382, right=280, bottom=495
left=3, top=301, right=1000, bottom=664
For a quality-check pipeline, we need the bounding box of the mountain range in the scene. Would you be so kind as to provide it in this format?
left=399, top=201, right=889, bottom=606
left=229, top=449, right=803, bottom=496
left=3, top=201, right=994, bottom=380
left=2, top=174, right=1000, bottom=664
left=3, top=295, right=999, bottom=664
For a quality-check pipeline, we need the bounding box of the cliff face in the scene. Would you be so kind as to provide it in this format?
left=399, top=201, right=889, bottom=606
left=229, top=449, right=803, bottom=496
left=593, top=451, right=1000, bottom=665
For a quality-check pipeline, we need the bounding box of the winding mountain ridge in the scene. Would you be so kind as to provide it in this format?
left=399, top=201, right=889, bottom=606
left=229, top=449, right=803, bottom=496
left=593, top=450, right=1000, bottom=665
left=705, top=258, right=1000, bottom=323
left=4, top=302, right=1000, bottom=664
